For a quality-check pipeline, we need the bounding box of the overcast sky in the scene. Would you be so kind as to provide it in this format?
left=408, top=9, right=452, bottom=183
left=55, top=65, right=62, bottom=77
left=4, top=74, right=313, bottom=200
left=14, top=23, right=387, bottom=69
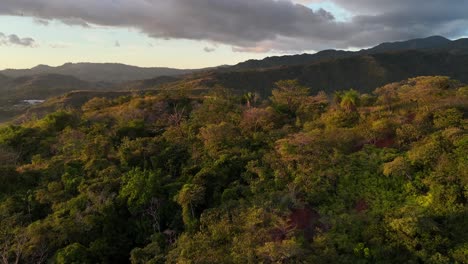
left=1, top=0, right=467, bottom=69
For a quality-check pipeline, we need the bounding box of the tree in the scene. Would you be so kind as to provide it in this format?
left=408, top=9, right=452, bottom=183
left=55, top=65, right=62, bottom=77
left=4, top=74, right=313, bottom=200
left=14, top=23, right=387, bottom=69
left=240, top=107, right=276, bottom=134
left=0, top=221, right=28, bottom=264
left=433, top=108, right=463, bottom=129
left=383, top=156, right=412, bottom=179
left=54, top=243, right=90, bottom=264
left=297, top=91, right=329, bottom=123
left=256, top=239, right=305, bottom=263
left=81, top=97, right=111, bottom=112
left=407, top=136, right=445, bottom=167
left=130, top=235, right=164, bottom=264
left=340, top=89, right=360, bottom=112
left=333, top=91, right=344, bottom=105
left=198, top=122, right=240, bottom=157
left=271, top=80, right=310, bottom=115
left=175, top=184, right=205, bottom=230
left=0, top=146, right=18, bottom=166
left=375, top=83, right=399, bottom=110
left=119, top=168, right=162, bottom=213
left=36, top=111, right=79, bottom=132
left=321, top=109, right=360, bottom=128
left=243, top=92, right=260, bottom=109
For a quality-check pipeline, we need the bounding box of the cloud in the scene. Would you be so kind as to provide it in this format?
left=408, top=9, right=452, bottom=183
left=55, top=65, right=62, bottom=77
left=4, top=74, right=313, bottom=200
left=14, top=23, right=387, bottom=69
left=33, top=18, right=49, bottom=25
left=0, top=32, right=37, bottom=47
left=49, top=42, right=69, bottom=48
left=0, top=0, right=466, bottom=52
left=203, top=47, right=216, bottom=53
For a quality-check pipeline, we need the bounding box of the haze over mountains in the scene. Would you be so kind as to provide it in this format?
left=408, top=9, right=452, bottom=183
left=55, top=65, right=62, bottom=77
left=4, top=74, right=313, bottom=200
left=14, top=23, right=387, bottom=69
left=1, top=35, right=468, bottom=123
left=0, top=63, right=202, bottom=83
left=2, top=36, right=466, bottom=83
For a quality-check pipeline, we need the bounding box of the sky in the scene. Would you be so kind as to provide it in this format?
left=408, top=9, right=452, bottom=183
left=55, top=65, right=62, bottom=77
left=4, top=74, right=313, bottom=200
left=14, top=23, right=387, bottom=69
left=0, top=0, right=467, bottom=70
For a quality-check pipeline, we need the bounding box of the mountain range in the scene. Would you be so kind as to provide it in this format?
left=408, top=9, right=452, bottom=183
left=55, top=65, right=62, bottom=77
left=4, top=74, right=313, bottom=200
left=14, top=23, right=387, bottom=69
left=1, top=35, right=468, bottom=122
left=197, top=49, right=468, bottom=96
left=0, top=63, right=202, bottom=83
left=228, top=36, right=468, bottom=71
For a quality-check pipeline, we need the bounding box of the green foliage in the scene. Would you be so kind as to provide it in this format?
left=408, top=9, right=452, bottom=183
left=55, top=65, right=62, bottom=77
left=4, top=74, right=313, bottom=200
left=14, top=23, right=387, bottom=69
left=0, top=76, right=466, bottom=263
left=322, top=109, right=360, bottom=128
left=383, top=156, right=412, bottom=178
left=54, top=243, right=91, bottom=264
left=433, top=108, right=464, bottom=129
left=120, top=168, right=162, bottom=212
left=36, top=111, right=79, bottom=132
left=130, top=236, right=164, bottom=264
left=82, top=97, right=112, bottom=111
left=175, top=184, right=205, bottom=230
left=116, top=119, right=148, bottom=139
left=340, top=89, right=361, bottom=112
left=271, top=79, right=310, bottom=115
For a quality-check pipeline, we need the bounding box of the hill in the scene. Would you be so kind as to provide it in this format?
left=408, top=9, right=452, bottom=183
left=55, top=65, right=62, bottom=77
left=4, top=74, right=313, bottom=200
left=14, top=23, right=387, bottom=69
left=0, top=73, right=189, bottom=123
left=2, top=36, right=468, bottom=124
left=230, top=36, right=468, bottom=71
left=13, top=90, right=137, bottom=123
left=4, top=37, right=466, bottom=83
left=0, top=74, right=99, bottom=104
left=119, top=75, right=182, bottom=90
left=0, top=73, right=9, bottom=83
left=192, top=50, right=468, bottom=96
left=367, top=35, right=452, bottom=53
left=0, top=63, right=200, bottom=83
left=0, top=74, right=110, bottom=123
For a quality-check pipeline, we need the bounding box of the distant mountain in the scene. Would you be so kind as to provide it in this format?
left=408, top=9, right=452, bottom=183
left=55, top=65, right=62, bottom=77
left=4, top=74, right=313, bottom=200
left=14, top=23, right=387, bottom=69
left=367, top=36, right=452, bottom=53
left=2, top=35, right=468, bottom=124
left=230, top=36, right=468, bottom=71
left=119, top=75, right=182, bottom=90
left=229, top=50, right=353, bottom=71
left=0, top=74, right=98, bottom=104
left=443, top=38, right=468, bottom=53
left=0, top=63, right=200, bottom=83
left=0, top=72, right=188, bottom=122
left=0, top=73, right=105, bottom=123
left=0, top=73, right=9, bottom=82
left=189, top=50, right=468, bottom=96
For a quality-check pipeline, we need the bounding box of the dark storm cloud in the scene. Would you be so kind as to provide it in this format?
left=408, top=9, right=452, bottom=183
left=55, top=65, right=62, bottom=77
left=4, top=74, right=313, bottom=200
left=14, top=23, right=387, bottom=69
left=0, top=0, right=466, bottom=52
left=0, top=32, right=36, bottom=47
left=329, top=0, right=468, bottom=16
left=340, top=0, right=468, bottom=47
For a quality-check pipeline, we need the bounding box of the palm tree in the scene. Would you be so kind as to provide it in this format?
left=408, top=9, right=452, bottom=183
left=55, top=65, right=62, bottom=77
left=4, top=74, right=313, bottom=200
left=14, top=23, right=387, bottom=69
left=340, top=89, right=360, bottom=112
left=333, top=91, right=343, bottom=105
left=244, top=92, right=254, bottom=108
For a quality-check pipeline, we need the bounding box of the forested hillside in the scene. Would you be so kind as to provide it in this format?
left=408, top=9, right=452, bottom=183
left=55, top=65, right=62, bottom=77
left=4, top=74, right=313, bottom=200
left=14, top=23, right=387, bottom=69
left=201, top=51, right=468, bottom=96
left=0, top=76, right=467, bottom=263
left=0, top=74, right=100, bottom=123
left=0, top=74, right=95, bottom=102
left=229, top=36, right=467, bottom=71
